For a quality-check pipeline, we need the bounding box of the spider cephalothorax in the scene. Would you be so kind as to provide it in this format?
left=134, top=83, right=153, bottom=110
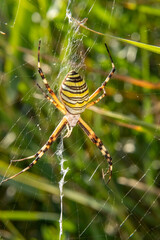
left=2, top=40, right=115, bottom=184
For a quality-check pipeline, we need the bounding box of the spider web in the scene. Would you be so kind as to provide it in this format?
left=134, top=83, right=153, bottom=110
left=0, top=0, right=160, bottom=240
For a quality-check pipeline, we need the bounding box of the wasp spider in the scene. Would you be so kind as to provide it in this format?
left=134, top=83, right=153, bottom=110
left=2, top=41, right=115, bottom=184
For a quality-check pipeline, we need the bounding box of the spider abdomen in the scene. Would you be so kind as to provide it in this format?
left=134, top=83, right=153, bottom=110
left=60, top=70, right=89, bottom=115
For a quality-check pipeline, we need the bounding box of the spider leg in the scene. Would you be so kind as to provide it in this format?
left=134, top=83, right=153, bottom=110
left=86, top=43, right=115, bottom=109
left=78, top=117, right=112, bottom=183
left=11, top=155, right=35, bottom=162
left=63, top=124, right=73, bottom=138
left=2, top=117, right=68, bottom=183
left=37, top=83, right=66, bottom=114
left=38, top=40, right=66, bottom=113
left=86, top=89, right=107, bottom=108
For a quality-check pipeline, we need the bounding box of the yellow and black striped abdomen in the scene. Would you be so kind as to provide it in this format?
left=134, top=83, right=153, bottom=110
left=60, top=70, right=89, bottom=115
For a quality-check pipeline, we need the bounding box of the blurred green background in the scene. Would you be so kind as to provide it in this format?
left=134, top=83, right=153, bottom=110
left=0, top=0, right=160, bottom=239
